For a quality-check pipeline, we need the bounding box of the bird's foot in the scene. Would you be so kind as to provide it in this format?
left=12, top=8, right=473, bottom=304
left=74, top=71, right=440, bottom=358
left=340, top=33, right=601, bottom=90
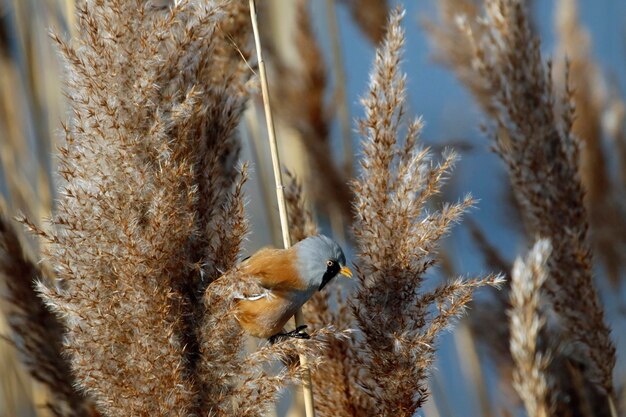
left=288, top=325, right=310, bottom=339
left=268, top=325, right=310, bottom=344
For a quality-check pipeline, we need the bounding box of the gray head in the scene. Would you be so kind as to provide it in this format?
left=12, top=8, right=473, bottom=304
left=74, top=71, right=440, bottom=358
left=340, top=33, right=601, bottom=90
left=295, top=235, right=352, bottom=291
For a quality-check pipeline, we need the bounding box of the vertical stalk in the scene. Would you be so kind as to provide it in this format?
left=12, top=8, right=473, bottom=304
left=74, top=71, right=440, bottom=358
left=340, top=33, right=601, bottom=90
left=63, top=0, right=76, bottom=34
left=608, top=396, right=618, bottom=417
left=454, top=324, right=494, bottom=417
left=325, top=0, right=353, bottom=177
left=248, top=2, right=317, bottom=416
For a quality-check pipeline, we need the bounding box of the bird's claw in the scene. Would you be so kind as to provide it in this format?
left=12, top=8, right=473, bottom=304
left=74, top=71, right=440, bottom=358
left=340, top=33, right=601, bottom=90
left=288, top=325, right=310, bottom=339
left=268, top=325, right=310, bottom=344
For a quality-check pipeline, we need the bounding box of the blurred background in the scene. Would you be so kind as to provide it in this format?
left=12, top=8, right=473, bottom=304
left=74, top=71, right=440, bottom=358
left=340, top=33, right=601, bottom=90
left=1, top=0, right=625, bottom=416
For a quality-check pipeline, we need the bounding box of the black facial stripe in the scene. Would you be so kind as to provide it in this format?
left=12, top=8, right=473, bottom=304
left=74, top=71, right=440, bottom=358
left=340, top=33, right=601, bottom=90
left=319, top=261, right=340, bottom=291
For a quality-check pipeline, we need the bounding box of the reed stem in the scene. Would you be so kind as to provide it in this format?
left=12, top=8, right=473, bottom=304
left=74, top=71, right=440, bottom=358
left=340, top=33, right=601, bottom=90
left=325, top=0, right=353, bottom=177
left=248, top=2, right=317, bottom=416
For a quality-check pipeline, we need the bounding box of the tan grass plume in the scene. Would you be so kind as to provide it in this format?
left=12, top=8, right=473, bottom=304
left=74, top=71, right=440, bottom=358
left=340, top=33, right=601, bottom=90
left=427, top=0, right=616, bottom=397
left=509, top=239, right=553, bottom=417
left=18, top=1, right=332, bottom=415
left=303, top=9, right=502, bottom=416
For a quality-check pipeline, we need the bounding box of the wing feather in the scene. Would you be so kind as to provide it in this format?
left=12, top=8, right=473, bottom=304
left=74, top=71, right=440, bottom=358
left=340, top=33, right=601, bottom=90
left=235, top=292, right=273, bottom=301
left=240, top=247, right=306, bottom=291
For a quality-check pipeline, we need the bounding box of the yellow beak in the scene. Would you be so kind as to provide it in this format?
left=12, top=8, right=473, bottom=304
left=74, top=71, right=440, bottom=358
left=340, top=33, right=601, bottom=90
left=339, top=266, right=353, bottom=278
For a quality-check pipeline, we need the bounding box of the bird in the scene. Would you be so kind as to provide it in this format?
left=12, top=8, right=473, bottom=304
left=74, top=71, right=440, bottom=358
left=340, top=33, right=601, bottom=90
left=234, top=235, right=352, bottom=343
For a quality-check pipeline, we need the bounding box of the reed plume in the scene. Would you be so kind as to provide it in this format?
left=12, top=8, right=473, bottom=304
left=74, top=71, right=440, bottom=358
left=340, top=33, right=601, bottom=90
left=509, top=239, right=553, bottom=417
left=0, top=209, right=97, bottom=417
left=284, top=170, right=318, bottom=244
left=555, top=0, right=626, bottom=288
left=338, top=0, right=389, bottom=44
left=427, top=0, right=615, bottom=397
left=17, top=1, right=331, bottom=416
left=302, top=10, right=502, bottom=416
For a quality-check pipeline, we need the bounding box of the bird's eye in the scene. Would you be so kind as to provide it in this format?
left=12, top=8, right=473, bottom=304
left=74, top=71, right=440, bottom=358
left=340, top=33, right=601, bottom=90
left=326, top=260, right=334, bottom=267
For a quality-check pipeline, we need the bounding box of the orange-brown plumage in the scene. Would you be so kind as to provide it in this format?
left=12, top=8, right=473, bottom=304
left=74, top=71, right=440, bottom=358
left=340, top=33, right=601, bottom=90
left=236, top=292, right=303, bottom=338
left=240, top=247, right=307, bottom=291
left=233, top=235, right=352, bottom=340
left=236, top=247, right=304, bottom=338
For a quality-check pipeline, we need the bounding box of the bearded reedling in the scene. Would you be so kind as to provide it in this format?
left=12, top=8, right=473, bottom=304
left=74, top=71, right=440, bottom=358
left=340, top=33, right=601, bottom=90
left=235, top=235, right=352, bottom=343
